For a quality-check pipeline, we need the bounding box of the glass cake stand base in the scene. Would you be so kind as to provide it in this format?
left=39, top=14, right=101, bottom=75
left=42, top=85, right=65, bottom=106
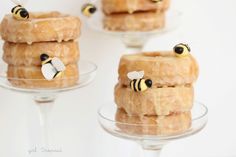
left=0, top=60, right=97, bottom=147
left=87, top=10, right=182, bottom=53
left=98, top=101, right=208, bottom=157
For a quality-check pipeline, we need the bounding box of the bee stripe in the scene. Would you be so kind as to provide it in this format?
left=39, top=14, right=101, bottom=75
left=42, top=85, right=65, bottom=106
left=42, top=58, right=52, bottom=65
left=135, top=79, right=140, bottom=92
left=186, top=45, right=191, bottom=52
left=11, top=6, right=17, bottom=13
left=53, top=71, right=60, bottom=79
left=12, top=5, right=21, bottom=13
left=137, top=79, right=141, bottom=91
left=15, top=8, right=22, bottom=14
left=133, top=79, right=137, bottom=92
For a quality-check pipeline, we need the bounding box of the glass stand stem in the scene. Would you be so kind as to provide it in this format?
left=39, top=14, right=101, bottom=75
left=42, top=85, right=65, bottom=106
left=121, top=33, right=148, bottom=53
left=34, top=93, right=56, bottom=148
left=139, top=141, right=167, bottom=157
left=125, top=46, right=143, bottom=54
left=142, top=149, right=161, bottom=157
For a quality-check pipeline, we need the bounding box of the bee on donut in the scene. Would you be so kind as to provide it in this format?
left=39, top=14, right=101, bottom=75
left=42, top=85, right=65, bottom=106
left=82, top=3, right=97, bottom=17
left=127, top=71, right=152, bottom=92
left=40, top=54, right=66, bottom=81
left=151, top=0, right=163, bottom=3
left=11, top=5, right=29, bottom=20
left=174, top=43, right=191, bottom=57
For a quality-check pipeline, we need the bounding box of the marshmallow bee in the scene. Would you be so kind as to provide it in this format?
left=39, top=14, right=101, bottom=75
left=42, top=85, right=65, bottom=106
left=81, top=3, right=97, bottom=17
left=174, top=43, right=191, bottom=57
left=40, top=54, right=66, bottom=81
left=127, top=71, right=152, bottom=92
left=11, top=0, right=29, bottom=20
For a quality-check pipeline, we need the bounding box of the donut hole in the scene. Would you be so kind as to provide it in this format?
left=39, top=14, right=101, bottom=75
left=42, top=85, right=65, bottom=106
left=143, top=52, right=174, bottom=57
left=29, top=12, right=66, bottom=19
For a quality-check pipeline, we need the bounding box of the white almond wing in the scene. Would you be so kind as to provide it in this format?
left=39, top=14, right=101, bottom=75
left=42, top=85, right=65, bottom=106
left=11, top=0, right=28, bottom=5
left=127, top=71, right=144, bottom=80
left=41, top=64, right=57, bottom=81
left=20, top=0, right=28, bottom=5
left=139, top=71, right=144, bottom=78
left=52, top=57, right=66, bottom=72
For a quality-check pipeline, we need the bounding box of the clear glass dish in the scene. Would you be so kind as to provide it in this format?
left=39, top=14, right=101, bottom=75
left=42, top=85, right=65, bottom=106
left=87, top=10, right=182, bottom=52
left=0, top=60, right=97, bottom=94
left=98, top=101, right=208, bottom=157
left=0, top=60, right=97, bottom=147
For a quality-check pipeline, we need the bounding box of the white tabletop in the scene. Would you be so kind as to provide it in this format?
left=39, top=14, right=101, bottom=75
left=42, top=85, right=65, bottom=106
left=0, top=0, right=236, bottom=156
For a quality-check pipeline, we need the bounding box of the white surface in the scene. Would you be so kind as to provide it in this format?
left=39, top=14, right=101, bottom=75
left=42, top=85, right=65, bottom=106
left=0, top=0, right=236, bottom=157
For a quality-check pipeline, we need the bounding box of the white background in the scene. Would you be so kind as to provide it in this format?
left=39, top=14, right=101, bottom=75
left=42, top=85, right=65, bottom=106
left=0, top=0, right=236, bottom=157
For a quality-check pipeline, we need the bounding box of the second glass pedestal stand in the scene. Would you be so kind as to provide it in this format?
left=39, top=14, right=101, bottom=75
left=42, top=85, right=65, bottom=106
left=87, top=10, right=182, bottom=53
left=98, top=102, right=208, bottom=157
left=0, top=60, right=97, bottom=149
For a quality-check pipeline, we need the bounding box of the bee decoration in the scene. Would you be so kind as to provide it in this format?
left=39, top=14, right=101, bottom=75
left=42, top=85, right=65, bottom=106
left=151, top=0, right=163, bottom=3
left=127, top=71, right=152, bottom=92
left=174, top=43, right=191, bottom=57
left=11, top=0, right=29, bottom=20
left=81, top=3, right=97, bottom=17
left=40, top=54, right=66, bottom=81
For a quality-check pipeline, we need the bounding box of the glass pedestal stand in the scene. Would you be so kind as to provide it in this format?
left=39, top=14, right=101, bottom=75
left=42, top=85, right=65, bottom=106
left=0, top=60, right=97, bottom=149
left=98, top=102, right=208, bottom=157
left=87, top=10, right=182, bottom=53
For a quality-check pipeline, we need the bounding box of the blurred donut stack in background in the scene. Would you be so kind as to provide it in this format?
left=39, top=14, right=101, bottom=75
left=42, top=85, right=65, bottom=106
left=102, top=0, right=170, bottom=31
left=114, top=47, right=199, bottom=135
left=0, top=11, right=81, bottom=89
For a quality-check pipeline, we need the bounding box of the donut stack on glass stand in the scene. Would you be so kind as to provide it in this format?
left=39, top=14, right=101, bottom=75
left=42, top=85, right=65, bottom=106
left=0, top=11, right=81, bottom=89
left=102, top=0, right=170, bottom=31
left=114, top=50, right=199, bottom=135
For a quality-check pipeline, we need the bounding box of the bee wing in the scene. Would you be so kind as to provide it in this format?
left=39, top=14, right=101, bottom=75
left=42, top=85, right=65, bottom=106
left=52, top=57, right=66, bottom=72
left=41, top=64, right=57, bottom=80
left=127, top=71, right=144, bottom=80
left=20, top=0, right=28, bottom=5
left=139, top=71, right=144, bottom=78
left=11, top=0, right=28, bottom=5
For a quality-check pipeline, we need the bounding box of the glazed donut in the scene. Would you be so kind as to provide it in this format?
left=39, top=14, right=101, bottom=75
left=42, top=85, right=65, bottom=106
left=3, top=41, right=80, bottom=66
left=0, top=11, right=81, bottom=44
left=115, top=84, right=194, bottom=116
left=115, top=109, right=191, bottom=136
left=102, top=0, right=170, bottom=14
left=118, top=52, right=199, bottom=86
left=7, top=64, right=79, bottom=89
left=104, top=11, right=165, bottom=31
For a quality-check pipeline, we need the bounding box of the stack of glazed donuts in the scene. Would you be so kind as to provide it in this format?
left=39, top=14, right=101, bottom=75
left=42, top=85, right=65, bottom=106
left=0, top=11, right=81, bottom=89
left=114, top=44, right=199, bottom=135
left=102, top=0, right=170, bottom=31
